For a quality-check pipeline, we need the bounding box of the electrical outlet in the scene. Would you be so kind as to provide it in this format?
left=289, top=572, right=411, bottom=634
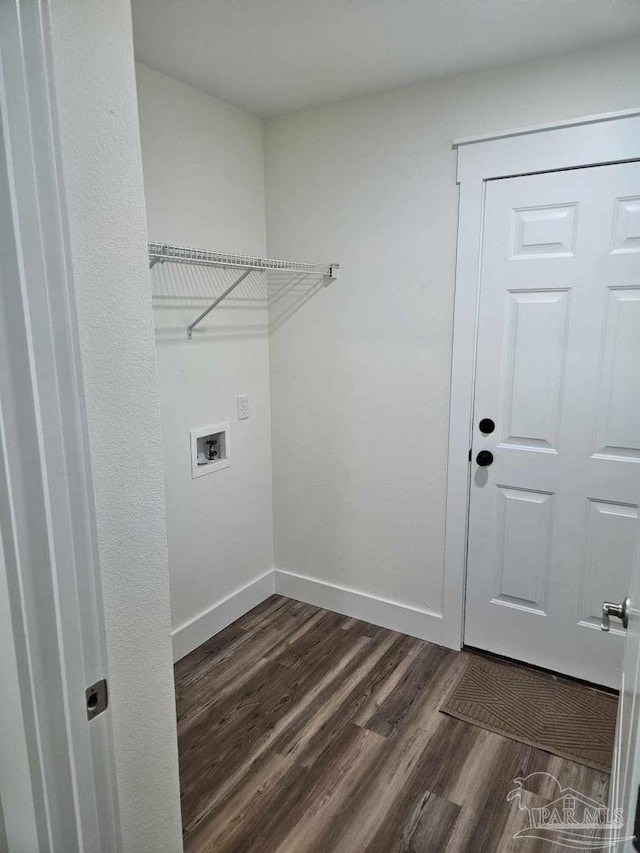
left=238, top=394, right=249, bottom=420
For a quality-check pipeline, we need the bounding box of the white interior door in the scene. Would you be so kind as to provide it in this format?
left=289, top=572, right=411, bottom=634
left=612, top=532, right=640, bottom=850
left=465, top=161, right=640, bottom=688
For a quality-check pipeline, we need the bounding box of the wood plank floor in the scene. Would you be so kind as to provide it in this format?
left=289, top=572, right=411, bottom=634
left=174, top=595, right=611, bottom=852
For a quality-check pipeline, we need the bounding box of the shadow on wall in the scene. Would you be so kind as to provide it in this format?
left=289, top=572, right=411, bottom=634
left=267, top=270, right=326, bottom=332
left=150, top=262, right=325, bottom=341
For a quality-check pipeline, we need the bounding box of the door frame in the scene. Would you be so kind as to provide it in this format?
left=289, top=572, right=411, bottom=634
left=0, top=2, right=119, bottom=849
left=442, top=107, right=640, bottom=651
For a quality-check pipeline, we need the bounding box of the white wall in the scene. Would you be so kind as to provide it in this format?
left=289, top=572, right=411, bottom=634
left=46, top=2, right=182, bottom=850
left=136, top=64, right=274, bottom=657
left=264, top=38, right=640, bottom=639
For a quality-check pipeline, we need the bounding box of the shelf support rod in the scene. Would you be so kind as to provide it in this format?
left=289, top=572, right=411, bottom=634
left=187, top=267, right=260, bottom=338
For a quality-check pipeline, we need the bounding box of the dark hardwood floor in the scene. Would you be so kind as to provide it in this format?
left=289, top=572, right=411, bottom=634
left=174, top=595, right=610, bottom=852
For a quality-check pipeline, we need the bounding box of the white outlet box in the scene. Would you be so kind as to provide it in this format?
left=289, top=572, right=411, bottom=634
left=190, top=422, right=230, bottom=478
left=237, top=394, right=249, bottom=420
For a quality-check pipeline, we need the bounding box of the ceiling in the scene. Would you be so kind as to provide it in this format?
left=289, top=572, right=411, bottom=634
left=131, top=0, right=640, bottom=116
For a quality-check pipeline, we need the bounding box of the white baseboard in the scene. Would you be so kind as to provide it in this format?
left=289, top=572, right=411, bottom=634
left=274, top=569, right=443, bottom=645
left=171, top=570, right=275, bottom=662
left=172, top=569, right=446, bottom=662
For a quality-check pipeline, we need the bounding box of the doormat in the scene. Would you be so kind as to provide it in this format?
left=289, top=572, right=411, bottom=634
left=440, top=655, right=617, bottom=773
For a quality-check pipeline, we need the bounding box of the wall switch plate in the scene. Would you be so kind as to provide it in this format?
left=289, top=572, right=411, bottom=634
left=238, top=394, right=249, bottom=420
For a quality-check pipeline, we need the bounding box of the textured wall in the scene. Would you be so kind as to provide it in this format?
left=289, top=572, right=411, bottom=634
left=47, top=3, right=182, bottom=850
left=265, top=38, right=640, bottom=619
left=136, top=64, right=273, bottom=647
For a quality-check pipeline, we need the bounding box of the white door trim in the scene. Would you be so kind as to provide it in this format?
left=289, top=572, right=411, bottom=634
left=452, top=107, right=640, bottom=148
left=442, top=108, right=640, bottom=650
left=0, top=3, right=119, bottom=849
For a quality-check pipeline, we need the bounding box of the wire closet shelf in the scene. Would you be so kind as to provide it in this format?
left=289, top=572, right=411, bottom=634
left=148, top=242, right=339, bottom=337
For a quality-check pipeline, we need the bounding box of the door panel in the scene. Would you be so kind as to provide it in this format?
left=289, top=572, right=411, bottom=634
left=511, top=203, right=578, bottom=258
left=595, top=287, right=640, bottom=459
left=465, top=162, right=640, bottom=688
left=579, top=500, right=638, bottom=630
left=611, top=196, right=640, bottom=254
left=493, top=486, right=553, bottom=613
left=501, top=289, right=570, bottom=450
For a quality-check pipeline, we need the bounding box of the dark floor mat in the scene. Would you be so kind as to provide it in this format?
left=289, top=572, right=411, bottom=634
left=440, top=655, right=617, bottom=772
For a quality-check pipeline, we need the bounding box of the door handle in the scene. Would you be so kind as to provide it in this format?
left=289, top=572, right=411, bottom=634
left=601, top=597, right=630, bottom=631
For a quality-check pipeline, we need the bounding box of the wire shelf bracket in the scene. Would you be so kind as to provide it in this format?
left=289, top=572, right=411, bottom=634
left=148, top=242, right=339, bottom=337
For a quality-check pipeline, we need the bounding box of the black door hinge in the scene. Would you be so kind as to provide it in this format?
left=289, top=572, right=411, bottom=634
left=86, top=678, right=108, bottom=720
left=468, top=448, right=472, bottom=462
